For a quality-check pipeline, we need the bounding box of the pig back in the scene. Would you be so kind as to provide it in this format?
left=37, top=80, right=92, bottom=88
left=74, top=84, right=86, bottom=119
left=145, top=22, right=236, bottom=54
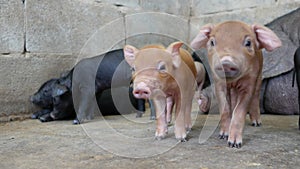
left=179, top=49, right=197, bottom=78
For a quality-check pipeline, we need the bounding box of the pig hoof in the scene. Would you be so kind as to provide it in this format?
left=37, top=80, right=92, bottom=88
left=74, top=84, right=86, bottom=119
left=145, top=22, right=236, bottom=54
left=186, top=127, right=192, bottom=133
left=39, top=115, right=53, bottom=122
left=73, top=119, right=80, bottom=125
left=155, top=131, right=167, bottom=140
left=31, top=114, right=38, bottom=119
left=155, top=135, right=165, bottom=140
left=178, top=138, right=187, bottom=142
left=150, top=116, right=156, bottom=120
left=175, top=134, right=187, bottom=142
left=228, top=141, right=242, bottom=148
left=136, top=112, right=143, bottom=118
left=218, top=134, right=228, bottom=140
left=251, top=122, right=262, bottom=127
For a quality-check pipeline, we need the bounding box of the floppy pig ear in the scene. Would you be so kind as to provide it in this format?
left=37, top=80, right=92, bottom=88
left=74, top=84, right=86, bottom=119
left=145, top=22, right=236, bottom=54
left=190, top=24, right=213, bottom=49
left=124, top=45, right=139, bottom=67
left=166, top=41, right=183, bottom=68
left=252, top=24, right=282, bottom=52
left=52, top=85, right=68, bottom=97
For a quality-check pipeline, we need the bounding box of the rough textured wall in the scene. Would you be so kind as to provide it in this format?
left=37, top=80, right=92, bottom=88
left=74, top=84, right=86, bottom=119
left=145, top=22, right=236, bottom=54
left=0, top=0, right=299, bottom=118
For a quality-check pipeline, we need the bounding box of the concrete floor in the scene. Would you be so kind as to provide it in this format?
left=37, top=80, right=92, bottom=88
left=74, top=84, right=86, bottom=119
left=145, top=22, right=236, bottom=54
left=0, top=109, right=299, bottom=169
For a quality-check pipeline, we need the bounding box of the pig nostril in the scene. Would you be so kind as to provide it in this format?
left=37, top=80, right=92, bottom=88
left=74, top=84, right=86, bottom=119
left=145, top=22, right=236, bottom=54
left=230, top=67, right=237, bottom=71
left=133, top=89, right=151, bottom=99
left=134, top=90, right=149, bottom=95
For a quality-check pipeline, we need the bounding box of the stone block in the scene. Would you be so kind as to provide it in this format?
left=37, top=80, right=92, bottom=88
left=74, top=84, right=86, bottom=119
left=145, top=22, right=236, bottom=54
left=278, top=0, right=300, bottom=4
left=25, top=0, right=124, bottom=54
left=140, top=0, right=191, bottom=17
left=254, top=2, right=300, bottom=25
left=125, top=12, right=190, bottom=47
left=191, top=0, right=274, bottom=16
left=96, top=0, right=140, bottom=8
left=0, top=0, right=24, bottom=53
left=77, top=17, right=126, bottom=63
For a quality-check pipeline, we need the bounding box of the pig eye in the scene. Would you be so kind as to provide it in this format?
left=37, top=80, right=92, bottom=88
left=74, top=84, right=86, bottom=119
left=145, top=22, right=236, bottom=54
left=159, top=65, right=166, bottom=71
left=244, top=39, right=251, bottom=47
left=210, top=38, right=216, bottom=47
left=157, top=61, right=167, bottom=73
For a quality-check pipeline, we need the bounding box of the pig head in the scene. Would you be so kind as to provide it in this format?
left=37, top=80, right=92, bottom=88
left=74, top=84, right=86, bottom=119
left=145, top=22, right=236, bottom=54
left=124, top=42, right=197, bottom=141
left=191, top=21, right=282, bottom=148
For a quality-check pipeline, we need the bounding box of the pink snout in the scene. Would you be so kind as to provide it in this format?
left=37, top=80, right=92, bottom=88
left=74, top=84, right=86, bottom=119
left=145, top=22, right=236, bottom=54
left=133, top=82, right=151, bottom=99
left=215, top=59, right=240, bottom=79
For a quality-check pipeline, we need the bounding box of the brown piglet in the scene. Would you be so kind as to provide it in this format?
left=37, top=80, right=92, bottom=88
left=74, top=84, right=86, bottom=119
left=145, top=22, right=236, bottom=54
left=124, top=42, right=197, bottom=141
left=191, top=21, right=282, bottom=148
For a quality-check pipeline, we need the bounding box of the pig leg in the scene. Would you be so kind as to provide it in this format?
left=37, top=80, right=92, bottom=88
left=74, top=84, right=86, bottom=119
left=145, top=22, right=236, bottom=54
left=215, top=84, right=231, bottom=140
left=249, top=76, right=262, bottom=127
left=73, top=87, right=96, bottom=124
left=31, top=109, right=52, bottom=119
left=184, top=95, right=194, bottom=132
left=174, top=96, right=188, bottom=142
left=198, top=87, right=211, bottom=113
left=152, top=95, right=167, bottom=140
left=136, top=99, right=145, bottom=118
left=166, top=97, right=174, bottom=124
left=39, top=113, right=54, bottom=122
left=228, top=86, right=254, bottom=148
left=148, top=99, right=156, bottom=120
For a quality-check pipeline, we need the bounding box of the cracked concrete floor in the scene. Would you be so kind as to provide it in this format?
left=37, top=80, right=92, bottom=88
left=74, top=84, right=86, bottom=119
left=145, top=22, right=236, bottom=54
left=0, top=109, right=299, bottom=169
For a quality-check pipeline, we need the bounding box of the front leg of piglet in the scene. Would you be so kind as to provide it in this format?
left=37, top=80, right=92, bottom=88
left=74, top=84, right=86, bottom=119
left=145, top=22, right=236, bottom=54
left=166, top=97, right=174, bottom=124
left=152, top=94, right=168, bottom=140
left=228, top=91, right=252, bottom=148
left=215, top=84, right=231, bottom=140
left=184, top=95, right=194, bottom=132
left=174, top=97, right=188, bottom=142
left=249, top=76, right=262, bottom=127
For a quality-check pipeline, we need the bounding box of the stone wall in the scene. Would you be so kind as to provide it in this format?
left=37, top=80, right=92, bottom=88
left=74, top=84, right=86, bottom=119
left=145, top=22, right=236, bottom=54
left=0, top=0, right=299, bottom=118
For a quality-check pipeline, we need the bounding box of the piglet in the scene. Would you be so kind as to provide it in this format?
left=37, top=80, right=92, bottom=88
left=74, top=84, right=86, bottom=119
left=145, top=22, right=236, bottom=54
left=191, top=21, right=282, bottom=148
left=124, top=42, right=197, bottom=141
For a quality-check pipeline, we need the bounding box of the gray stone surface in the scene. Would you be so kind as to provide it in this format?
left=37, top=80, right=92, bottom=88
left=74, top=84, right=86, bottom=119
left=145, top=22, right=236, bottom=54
left=125, top=12, right=190, bottom=48
left=97, top=0, right=140, bottom=8
left=0, top=0, right=24, bottom=53
left=140, top=0, right=191, bottom=17
left=25, top=0, right=124, bottom=54
left=0, top=113, right=299, bottom=168
left=191, top=0, right=274, bottom=15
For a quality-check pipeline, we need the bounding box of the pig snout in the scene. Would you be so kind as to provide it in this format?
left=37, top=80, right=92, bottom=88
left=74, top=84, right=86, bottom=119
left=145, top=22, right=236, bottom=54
left=30, top=94, right=39, bottom=104
left=133, top=82, right=151, bottom=99
left=215, top=58, right=240, bottom=79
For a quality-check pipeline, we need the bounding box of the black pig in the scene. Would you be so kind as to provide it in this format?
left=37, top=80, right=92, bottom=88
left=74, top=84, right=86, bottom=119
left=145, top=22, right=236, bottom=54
left=30, top=70, right=75, bottom=122
left=31, top=49, right=147, bottom=124
left=72, top=49, right=147, bottom=124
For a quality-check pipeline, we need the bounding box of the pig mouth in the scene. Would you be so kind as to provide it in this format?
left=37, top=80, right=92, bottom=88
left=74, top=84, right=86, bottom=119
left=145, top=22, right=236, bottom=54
left=214, top=64, right=241, bottom=79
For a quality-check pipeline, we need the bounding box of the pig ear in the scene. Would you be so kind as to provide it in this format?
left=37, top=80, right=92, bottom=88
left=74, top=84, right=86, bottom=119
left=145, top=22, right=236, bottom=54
left=252, top=24, right=282, bottom=52
left=124, top=45, right=139, bottom=67
left=166, top=41, right=183, bottom=68
left=190, top=24, right=213, bottom=49
left=52, top=85, right=68, bottom=97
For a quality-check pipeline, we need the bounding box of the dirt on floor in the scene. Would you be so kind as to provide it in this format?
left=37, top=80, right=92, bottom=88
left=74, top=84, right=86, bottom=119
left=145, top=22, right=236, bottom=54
left=0, top=108, right=299, bottom=169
